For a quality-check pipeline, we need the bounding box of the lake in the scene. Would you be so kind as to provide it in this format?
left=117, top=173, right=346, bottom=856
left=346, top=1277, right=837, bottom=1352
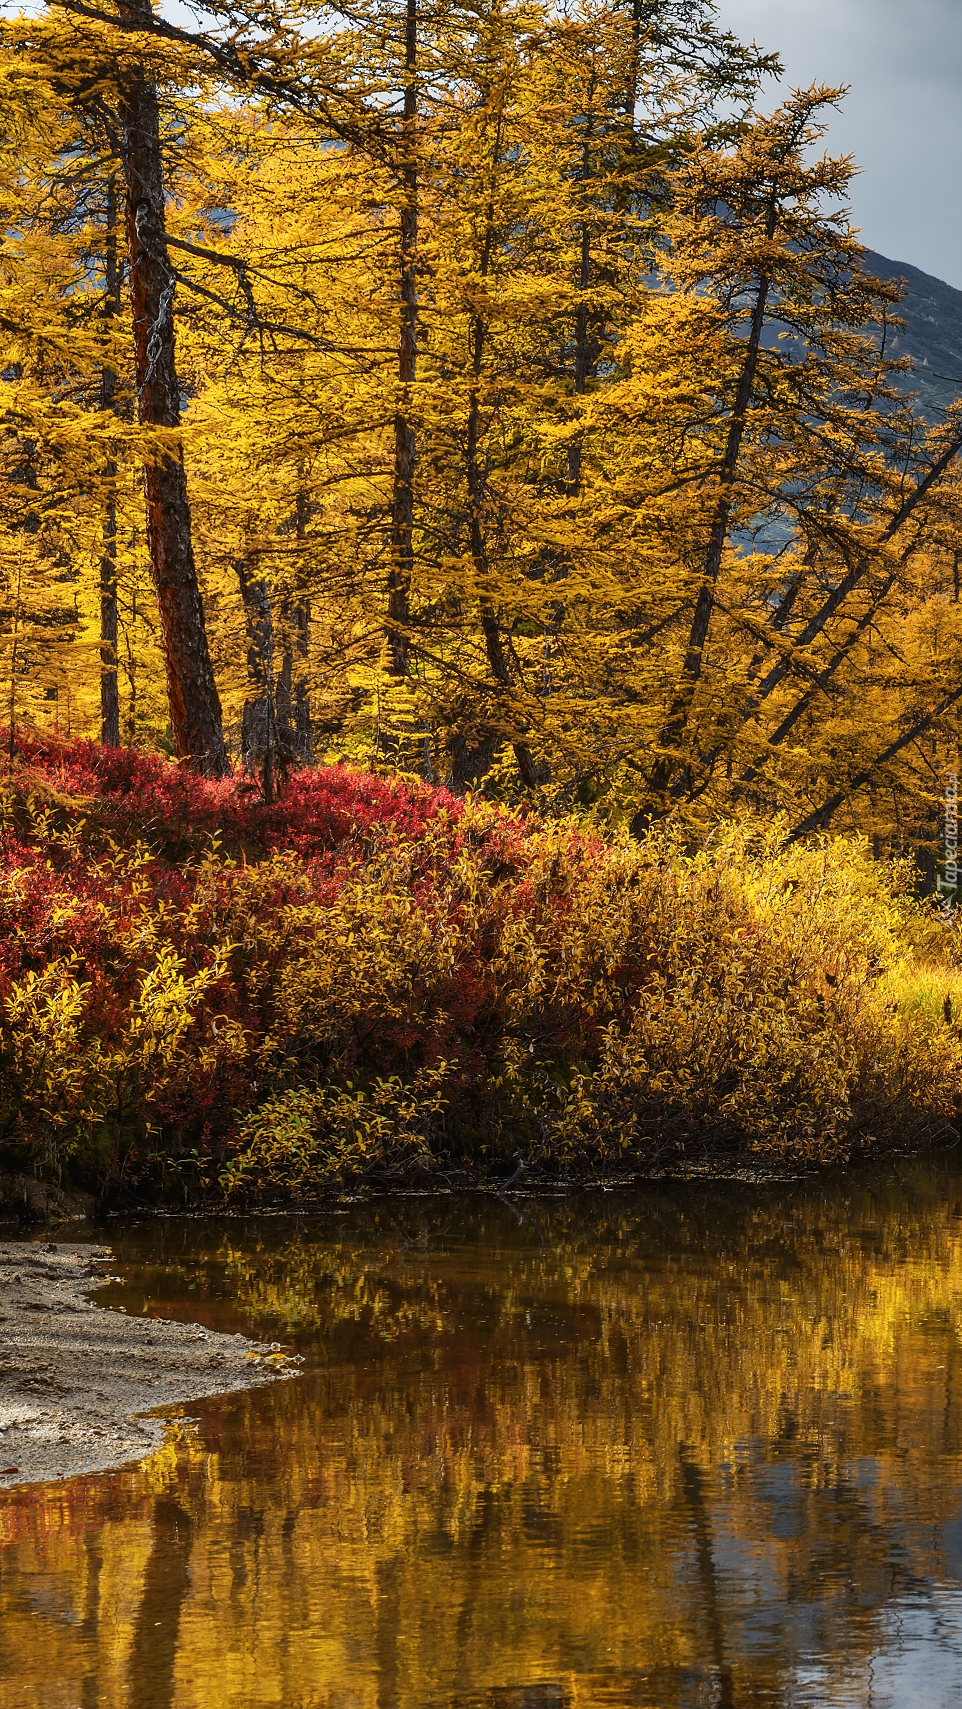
left=5, top=1158, right=962, bottom=1707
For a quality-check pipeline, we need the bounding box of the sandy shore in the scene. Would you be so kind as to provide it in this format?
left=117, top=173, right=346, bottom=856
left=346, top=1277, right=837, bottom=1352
left=0, top=1240, right=298, bottom=1488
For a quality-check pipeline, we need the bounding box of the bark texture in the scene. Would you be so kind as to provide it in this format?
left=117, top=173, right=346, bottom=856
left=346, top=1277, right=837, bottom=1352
left=235, top=549, right=275, bottom=758
left=117, top=35, right=228, bottom=775
left=386, top=0, right=418, bottom=688
left=99, top=171, right=120, bottom=747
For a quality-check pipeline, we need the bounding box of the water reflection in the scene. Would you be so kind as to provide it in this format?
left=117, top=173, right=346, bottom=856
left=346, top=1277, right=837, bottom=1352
left=6, top=1162, right=962, bottom=1704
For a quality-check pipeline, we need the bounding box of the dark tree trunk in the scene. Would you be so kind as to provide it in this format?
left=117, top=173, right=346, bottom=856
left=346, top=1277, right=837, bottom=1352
left=288, top=486, right=313, bottom=757
left=386, top=0, right=418, bottom=687
left=125, top=586, right=138, bottom=742
left=276, top=641, right=292, bottom=732
left=565, top=167, right=594, bottom=495
left=466, top=339, right=538, bottom=792
left=99, top=490, right=121, bottom=747
left=292, top=597, right=311, bottom=755
left=449, top=728, right=501, bottom=790
left=269, top=489, right=312, bottom=757
left=117, top=30, right=228, bottom=775
left=459, top=104, right=538, bottom=794
left=235, top=550, right=274, bottom=759
left=99, top=170, right=121, bottom=747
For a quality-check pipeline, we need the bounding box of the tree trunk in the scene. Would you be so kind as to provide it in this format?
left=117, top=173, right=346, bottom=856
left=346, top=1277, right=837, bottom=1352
left=467, top=101, right=544, bottom=792
left=274, top=490, right=312, bottom=757
left=292, top=594, right=312, bottom=755
left=117, top=25, right=228, bottom=775
left=125, top=585, right=138, bottom=742
left=386, top=0, right=418, bottom=688
left=291, top=486, right=312, bottom=756
left=99, top=486, right=121, bottom=748
left=565, top=140, right=594, bottom=496
left=235, top=550, right=274, bottom=760
left=466, top=305, right=538, bottom=793
left=275, top=640, right=292, bottom=733
left=99, top=170, right=121, bottom=747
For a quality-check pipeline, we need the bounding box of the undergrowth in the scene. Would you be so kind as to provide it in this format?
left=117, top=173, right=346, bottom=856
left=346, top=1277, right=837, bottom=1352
left=0, top=733, right=959, bottom=1201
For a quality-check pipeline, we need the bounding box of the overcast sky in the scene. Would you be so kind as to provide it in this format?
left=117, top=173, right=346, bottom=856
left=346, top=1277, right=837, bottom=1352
left=715, top=0, right=962, bottom=288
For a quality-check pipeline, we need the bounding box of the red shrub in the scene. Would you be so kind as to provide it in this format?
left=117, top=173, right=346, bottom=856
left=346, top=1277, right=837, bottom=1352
left=6, top=730, right=473, bottom=865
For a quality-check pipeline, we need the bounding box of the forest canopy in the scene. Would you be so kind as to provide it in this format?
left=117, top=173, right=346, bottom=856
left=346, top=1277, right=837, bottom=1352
left=2, top=0, right=961, bottom=864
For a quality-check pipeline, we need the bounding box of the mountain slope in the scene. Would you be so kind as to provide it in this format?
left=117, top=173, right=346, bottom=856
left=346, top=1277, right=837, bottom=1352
left=864, top=249, right=962, bottom=418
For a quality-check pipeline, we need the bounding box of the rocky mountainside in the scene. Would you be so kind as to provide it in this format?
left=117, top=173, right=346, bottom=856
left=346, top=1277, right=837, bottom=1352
left=864, top=249, right=962, bottom=418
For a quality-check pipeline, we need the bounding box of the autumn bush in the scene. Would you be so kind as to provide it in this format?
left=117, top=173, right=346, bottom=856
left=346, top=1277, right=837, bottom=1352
left=0, top=733, right=958, bottom=1200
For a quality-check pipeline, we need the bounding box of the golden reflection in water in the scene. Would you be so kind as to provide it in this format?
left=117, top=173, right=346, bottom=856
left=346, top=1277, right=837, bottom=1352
left=5, top=1165, right=962, bottom=1706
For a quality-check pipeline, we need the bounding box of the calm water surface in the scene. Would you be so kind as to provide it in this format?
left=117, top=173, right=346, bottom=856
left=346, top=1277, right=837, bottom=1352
left=6, top=1161, right=962, bottom=1706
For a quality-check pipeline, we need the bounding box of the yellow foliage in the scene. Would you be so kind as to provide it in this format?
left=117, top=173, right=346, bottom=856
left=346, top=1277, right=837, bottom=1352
left=220, top=1069, right=449, bottom=1197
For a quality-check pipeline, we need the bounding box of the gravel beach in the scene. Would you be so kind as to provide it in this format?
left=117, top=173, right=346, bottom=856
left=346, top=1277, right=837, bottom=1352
left=0, top=1240, right=297, bottom=1488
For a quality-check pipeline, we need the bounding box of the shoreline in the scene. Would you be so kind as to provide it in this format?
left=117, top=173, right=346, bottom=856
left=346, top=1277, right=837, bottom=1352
left=0, top=1145, right=925, bottom=1232
left=0, top=1241, right=298, bottom=1489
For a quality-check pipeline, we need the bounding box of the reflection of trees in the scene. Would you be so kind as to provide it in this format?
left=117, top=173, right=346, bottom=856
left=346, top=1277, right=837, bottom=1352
left=79, top=1535, right=103, bottom=1709
left=5, top=1164, right=962, bottom=1704
left=128, top=1501, right=192, bottom=1709
left=375, top=1557, right=401, bottom=1709
left=679, top=1449, right=735, bottom=1709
